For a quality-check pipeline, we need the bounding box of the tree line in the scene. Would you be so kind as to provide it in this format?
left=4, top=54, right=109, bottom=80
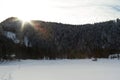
left=0, top=17, right=120, bottom=61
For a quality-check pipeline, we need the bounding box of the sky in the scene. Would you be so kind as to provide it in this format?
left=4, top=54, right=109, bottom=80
left=0, top=0, right=120, bottom=24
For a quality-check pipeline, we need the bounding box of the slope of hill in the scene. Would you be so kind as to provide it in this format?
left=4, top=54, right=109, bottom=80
left=0, top=17, right=120, bottom=60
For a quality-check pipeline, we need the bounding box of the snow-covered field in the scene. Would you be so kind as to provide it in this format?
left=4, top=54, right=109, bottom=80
left=0, top=59, right=120, bottom=80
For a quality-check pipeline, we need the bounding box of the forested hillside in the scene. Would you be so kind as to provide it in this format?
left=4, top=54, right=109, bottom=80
left=0, top=17, right=120, bottom=60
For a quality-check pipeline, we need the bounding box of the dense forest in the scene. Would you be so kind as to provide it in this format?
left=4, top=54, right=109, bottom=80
left=0, top=17, right=120, bottom=61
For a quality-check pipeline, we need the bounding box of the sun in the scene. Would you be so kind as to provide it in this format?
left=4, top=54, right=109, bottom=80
left=18, top=17, right=31, bottom=29
left=19, top=17, right=31, bottom=23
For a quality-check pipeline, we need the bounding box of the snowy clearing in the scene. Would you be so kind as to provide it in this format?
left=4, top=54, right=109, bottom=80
left=0, top=59, right=120, bottom=80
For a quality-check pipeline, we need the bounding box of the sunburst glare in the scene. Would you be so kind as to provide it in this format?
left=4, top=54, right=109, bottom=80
left=19, top=17, right=31, bottom=29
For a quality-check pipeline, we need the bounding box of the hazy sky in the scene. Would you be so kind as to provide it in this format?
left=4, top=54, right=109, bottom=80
left=0, top=0, right=120, bottom=24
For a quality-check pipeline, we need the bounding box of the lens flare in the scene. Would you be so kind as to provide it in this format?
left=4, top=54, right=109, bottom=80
left=19, top=18, right=31, bottom=29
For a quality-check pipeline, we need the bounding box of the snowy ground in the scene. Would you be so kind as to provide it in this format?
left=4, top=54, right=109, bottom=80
left=0, top=59, right=120, bottom=80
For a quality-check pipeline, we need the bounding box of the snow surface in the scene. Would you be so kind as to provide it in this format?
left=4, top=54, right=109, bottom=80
left=24, top=37, right=29, bottom=47
left=3, top=31, right=32, bottom=47
left=24, top=37, right=32, bottom=47
left=3, top=31, right=20, bottom=43
left=0, top=59, right=120, bottom=80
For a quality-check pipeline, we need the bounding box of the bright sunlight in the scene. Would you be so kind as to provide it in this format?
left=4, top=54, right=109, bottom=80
left=18, top=17, right=31, bottom=29
left=0, top=0, right=119, bottom=24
